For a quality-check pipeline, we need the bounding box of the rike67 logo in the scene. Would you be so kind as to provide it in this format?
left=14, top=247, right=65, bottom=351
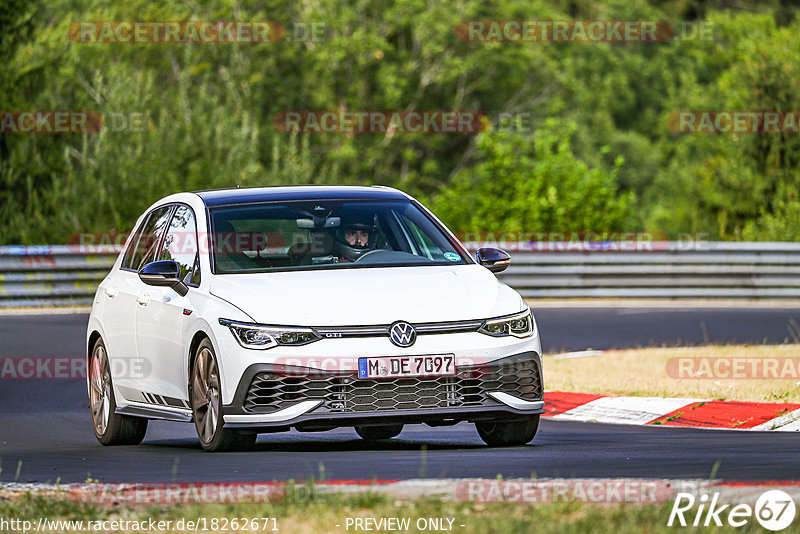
left=668, top=490, right=796, bottom=531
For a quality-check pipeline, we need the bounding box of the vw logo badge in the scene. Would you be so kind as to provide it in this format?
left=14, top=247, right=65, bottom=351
left=389, top=321, right=416, bottom=347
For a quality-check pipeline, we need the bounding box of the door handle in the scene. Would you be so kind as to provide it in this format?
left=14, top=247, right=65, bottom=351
left=104, top=286, right=118, bottom=298
left=136, top=293, right=151, bottom=306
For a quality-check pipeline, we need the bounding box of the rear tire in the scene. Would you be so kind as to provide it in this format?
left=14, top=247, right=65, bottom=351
left=89, top=338, right=148, bottom=446
left=476, top=415, right=539, bottom=447
left=355, top=424, right=404, bottom=440
left=191, top=339, right=257, bottom=452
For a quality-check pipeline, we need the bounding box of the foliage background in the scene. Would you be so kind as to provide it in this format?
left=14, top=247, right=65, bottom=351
left=1, top=0, right=799, bottom=243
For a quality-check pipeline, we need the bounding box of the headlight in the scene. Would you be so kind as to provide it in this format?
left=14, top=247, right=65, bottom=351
left=478, top=310, right=534, bottom=338
left=219, top=319, right=321, bottom=350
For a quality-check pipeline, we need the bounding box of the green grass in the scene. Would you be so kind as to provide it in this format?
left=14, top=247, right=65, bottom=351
left=545, top=344, right=800, bottom=403
left=0, top=490, right=769, bottom=533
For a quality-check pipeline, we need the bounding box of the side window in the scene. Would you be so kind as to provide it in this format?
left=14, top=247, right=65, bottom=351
left=159, top=205, right=200, bottom=285
left=121, top=217, right=147, bottom=269
left=130, top=205, right=173, bottom=271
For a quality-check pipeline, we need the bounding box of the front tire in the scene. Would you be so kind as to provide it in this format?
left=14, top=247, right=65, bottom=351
left=355, top=424, right=404, bottom=440
left=89, top=338, right=148, bottom=446
left=476, top=415, right=539, bottom=447
left=191, top=339, right=256, bottom=452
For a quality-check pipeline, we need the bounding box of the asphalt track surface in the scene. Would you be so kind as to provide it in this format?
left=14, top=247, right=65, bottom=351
left=1, top=307, right=800, bottom=484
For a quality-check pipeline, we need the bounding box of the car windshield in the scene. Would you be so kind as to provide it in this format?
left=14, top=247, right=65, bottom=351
left=209, top=199, right=469, bottom=274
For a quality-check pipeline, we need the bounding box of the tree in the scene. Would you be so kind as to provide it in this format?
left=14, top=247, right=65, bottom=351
left=432, top=119, right=633, bottom=233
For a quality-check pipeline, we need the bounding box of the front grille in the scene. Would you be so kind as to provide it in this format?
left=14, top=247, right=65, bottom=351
left=243, top=358, right=542, bottom=414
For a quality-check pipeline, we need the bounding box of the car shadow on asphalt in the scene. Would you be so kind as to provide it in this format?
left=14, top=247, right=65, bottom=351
left=142, top=437, right=491, bottom=452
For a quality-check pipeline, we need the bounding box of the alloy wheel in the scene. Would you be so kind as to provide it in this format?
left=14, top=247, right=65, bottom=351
left=89, top=344, right=111, bottom=436
left=193, top=347, right=221, bottom=443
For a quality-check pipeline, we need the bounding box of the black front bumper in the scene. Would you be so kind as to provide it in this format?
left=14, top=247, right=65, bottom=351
left=222, top=351, right=543, bottom=431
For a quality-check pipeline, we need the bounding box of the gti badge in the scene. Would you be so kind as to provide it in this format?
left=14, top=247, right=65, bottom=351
left=389, top=321, right=416, bottom=347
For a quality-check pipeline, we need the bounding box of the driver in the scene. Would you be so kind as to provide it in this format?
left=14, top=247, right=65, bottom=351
left=333, top=214, right=378, bottom=262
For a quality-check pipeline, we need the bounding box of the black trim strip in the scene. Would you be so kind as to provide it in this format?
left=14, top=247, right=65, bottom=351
left=117, top=405, right=192, bottom=423
left=222, top=405, right=542, bottom=431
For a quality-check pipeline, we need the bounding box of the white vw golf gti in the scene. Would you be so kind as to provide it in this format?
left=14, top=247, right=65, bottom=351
left=87, top=186, right=544, bottom=451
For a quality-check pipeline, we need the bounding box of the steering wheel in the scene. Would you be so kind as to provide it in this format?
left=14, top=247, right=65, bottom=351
left=354, top=249, right=383, bottom=262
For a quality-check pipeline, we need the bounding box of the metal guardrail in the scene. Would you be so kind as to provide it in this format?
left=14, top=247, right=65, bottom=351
left=0, top=245, right=120, bottom=308
left=1, top=242, right=799, bottom=307
left=472, top=241, right=800, bottom=299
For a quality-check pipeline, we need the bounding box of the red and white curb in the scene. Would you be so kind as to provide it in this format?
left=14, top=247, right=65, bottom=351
left=544, top=391, right=800, bottom=431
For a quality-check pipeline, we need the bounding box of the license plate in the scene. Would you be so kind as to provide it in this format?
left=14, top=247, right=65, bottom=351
left=358, top=355, right=455, bottom=379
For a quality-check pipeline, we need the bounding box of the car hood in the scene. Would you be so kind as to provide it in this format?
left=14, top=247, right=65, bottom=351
left=209, top=264, right=524, bottom=326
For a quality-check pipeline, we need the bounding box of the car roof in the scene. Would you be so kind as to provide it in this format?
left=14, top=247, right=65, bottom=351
left=195, top=185, right=409, bottom=207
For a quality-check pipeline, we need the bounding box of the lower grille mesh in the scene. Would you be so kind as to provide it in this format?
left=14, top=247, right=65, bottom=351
left=243, top=358, right=542, bottom=414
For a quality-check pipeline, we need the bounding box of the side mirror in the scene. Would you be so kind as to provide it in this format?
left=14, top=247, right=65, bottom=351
left=138, top=260, right=189, bottom=296
left=476, top=248, right=511, bottom=273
